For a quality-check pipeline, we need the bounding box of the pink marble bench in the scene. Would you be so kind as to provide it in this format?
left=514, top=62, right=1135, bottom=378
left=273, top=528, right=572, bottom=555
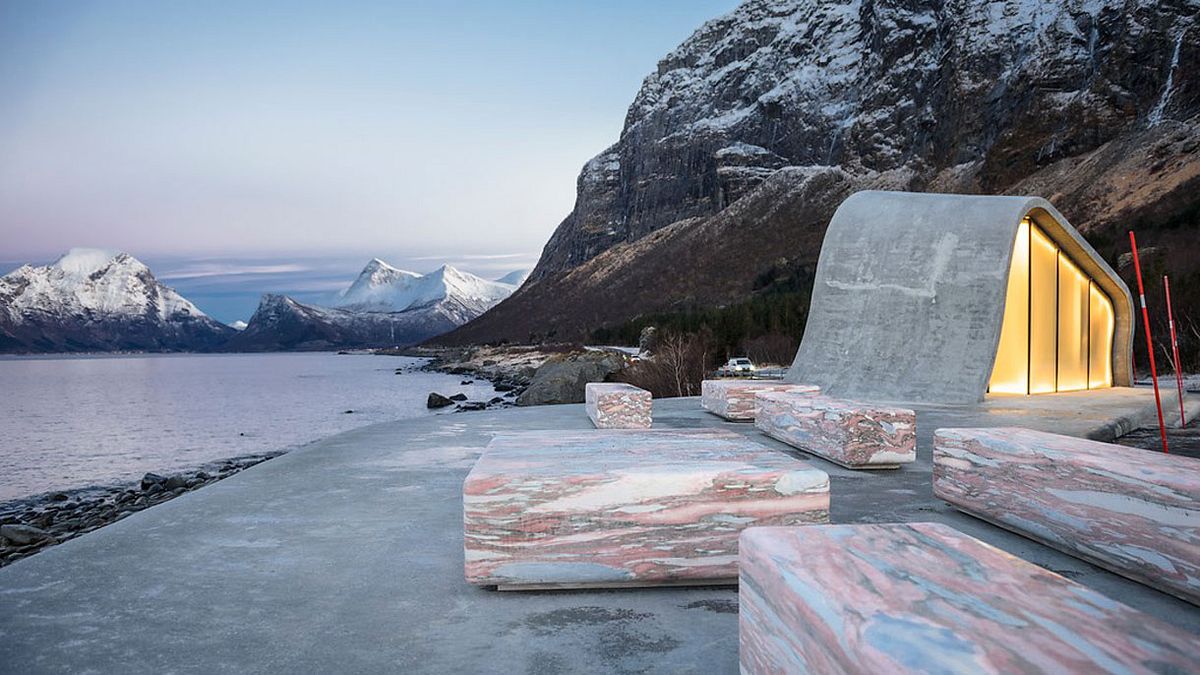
left=585, top=382, right=651, bottom=429
left=755, top=393, right=915, bottom=469
left=463, top=429, right=829, bottom=589
left=739, top=522, right=1200, bottom=674
left=934, top=427, right=1200, bottom=605
left=700, top=380, right=819, bottom=421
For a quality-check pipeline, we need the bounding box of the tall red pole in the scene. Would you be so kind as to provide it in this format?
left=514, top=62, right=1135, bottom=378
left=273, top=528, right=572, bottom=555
left=1165, top=275, right=1187, bottom=429
left=1129, top=232, right=1168, bottom=453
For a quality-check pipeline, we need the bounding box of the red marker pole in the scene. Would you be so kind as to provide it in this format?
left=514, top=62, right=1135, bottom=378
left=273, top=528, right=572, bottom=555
left=1165, top=275, right=1187, bottom=429
left=1129, top=232, right=1168, bottom=453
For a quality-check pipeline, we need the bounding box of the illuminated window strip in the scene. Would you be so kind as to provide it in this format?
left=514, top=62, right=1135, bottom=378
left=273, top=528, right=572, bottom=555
left=988, top=219, right=1114, bottom=395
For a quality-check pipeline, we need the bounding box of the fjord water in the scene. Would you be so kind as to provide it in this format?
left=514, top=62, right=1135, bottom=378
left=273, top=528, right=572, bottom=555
left=0, top=353, right=498, bottom=502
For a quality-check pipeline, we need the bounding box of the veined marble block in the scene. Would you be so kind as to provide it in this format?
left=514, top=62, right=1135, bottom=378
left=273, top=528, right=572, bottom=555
left=755, top=393, right=915, bottom=469
left=934, top=427, right=1200, bottom=605
left=464, top=429, right=829, bottom=588
left=700, top=380, right=819, bottom=421
left=739, top=523, right=1200, bottom=674
left=585, top=382, right=652, bottom=429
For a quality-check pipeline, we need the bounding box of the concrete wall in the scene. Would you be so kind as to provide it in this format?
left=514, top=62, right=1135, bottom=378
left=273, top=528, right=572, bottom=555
left=786, top=191, right=1134, bottom=405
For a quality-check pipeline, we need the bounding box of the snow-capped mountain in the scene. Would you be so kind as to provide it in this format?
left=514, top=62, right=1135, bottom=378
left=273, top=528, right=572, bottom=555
left=442, top=0, right=1200, bottom=345
left=0, top=248, right=233, bottom=352
left=493, top=270, right=529, bottom=287
left=225, top=259, right=525, bottom=351
left=333, top=259, right=518, bottom=322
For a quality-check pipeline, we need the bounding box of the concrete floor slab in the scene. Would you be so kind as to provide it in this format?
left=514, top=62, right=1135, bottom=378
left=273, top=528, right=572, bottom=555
left=1, top=395, right=1197, bottom=674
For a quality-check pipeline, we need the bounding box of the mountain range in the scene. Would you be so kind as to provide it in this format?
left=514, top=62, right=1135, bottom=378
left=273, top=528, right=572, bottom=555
left=224, top=261, right=523, bottom=351
left=436, top=0, right=1200, bottom=347
left=0, top=251, right=524, bottom=353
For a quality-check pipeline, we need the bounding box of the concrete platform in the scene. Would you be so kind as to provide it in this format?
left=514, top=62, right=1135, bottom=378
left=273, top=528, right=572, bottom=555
left=1, top=394, right=1198, bottom=674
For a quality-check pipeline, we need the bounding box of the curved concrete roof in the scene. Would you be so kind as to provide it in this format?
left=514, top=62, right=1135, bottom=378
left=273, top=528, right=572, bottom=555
left=786, top=191, right=1134, bottom=405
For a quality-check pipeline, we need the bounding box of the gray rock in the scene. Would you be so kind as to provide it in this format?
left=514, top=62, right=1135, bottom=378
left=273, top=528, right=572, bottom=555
left=49, top=492, right=69, bottom=502
left=0, top=524, right=54, bottom=546
left=427, top=392, right=454, bottom=409
left=140, top=473, right=167, bottom=490
left=516, top=351, right=627, bottom=406
left=164, top=475, right=188, bottom=491
left=448, top=393, right=468, bottom=402
left=456, top=401, right=488, bottom=411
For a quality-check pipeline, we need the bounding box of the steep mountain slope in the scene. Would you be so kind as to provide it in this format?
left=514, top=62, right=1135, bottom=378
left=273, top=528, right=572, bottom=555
left=225, top=260, right=524, bottom=351
left=442, top=0, right=1200, bottom=346
left=0, top=249, right=234, bottom=353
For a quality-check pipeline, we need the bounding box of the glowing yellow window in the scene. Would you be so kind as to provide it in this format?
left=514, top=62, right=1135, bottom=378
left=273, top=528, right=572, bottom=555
left=1089, top=284, right=1114, bottom=388
left=1028, top=225, right=1058, bottom=394
left=989, top=219, right=1114, bottom=395
left=1057, top=253, right=1089, bottom=392
left=989, top=220, right=1029, bottom=394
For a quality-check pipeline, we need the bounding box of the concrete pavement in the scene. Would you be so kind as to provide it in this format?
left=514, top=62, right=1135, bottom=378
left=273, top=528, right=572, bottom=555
left=1, top=395, right=1197, bottom=674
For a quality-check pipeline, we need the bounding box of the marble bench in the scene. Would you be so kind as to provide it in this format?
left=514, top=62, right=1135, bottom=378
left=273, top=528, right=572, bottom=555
left=739, top=522, right=1200, bottom=674
left=585, top=382, right=652, bottom=429
left=934, top=427, right=1200, bottom=605
left=463, top=429, right=829, bottom=589
left=755, top=393, right=915, bottom=469
left=700, top=380, right=819, bottom=421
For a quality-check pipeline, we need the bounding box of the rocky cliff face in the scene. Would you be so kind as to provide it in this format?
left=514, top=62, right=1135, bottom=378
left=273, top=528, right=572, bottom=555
left=446, top=0, right=1199, bottom=345
left=0, top=249, right=234, bottom=353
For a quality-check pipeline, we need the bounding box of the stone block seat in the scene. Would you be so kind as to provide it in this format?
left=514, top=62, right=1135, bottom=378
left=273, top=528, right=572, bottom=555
left=700, top=380, right=819, bottom=421
left=585, top=382, right=652, bottom=429
left=755, top=393, right=915, bottom=469
left=463, top=429, right=829, bottom=590
left=934, top=427, right=1200, bottom=605
left=739, top=522, right=1200, bottom=674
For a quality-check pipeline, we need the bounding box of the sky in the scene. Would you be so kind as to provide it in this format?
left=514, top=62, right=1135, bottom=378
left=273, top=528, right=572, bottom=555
left=0, top=0, right=739, bottom=322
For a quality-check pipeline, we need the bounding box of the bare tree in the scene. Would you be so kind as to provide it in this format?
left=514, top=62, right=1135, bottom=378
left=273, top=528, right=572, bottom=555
left=616, top=330, right=714, bottom=398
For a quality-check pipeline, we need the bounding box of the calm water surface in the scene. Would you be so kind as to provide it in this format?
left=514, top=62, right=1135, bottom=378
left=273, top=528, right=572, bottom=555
left=0, top=352, right=498, bottom=501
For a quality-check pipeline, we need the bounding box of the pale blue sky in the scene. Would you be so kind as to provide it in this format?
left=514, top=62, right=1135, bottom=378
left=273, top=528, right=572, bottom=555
left=0, top=0, right=738, bottom=321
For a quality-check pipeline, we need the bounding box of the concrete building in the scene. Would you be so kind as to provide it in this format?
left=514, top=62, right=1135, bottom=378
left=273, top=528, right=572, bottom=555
left=787, top=191, right=1134, bottom=405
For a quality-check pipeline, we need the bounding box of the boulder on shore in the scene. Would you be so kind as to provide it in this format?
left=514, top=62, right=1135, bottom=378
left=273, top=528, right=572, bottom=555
left=427, top=393, right=455, bottom=409
left=0, top=524, right=54, bottom=546
left=516, top=351, right=628, bottom=406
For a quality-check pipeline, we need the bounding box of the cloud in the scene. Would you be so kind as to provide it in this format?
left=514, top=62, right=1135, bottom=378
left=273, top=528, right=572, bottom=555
left=409, top=252, right=534, bottom=261
left=158, top=263, right=311, bottom=279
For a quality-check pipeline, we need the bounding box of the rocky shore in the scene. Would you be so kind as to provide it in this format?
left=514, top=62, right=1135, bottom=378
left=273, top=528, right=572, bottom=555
left=391, top=345, right=552, bottom=393
left=394, top=345, right=633, bottom=407
left=0, top=452, right=283, bottom=568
